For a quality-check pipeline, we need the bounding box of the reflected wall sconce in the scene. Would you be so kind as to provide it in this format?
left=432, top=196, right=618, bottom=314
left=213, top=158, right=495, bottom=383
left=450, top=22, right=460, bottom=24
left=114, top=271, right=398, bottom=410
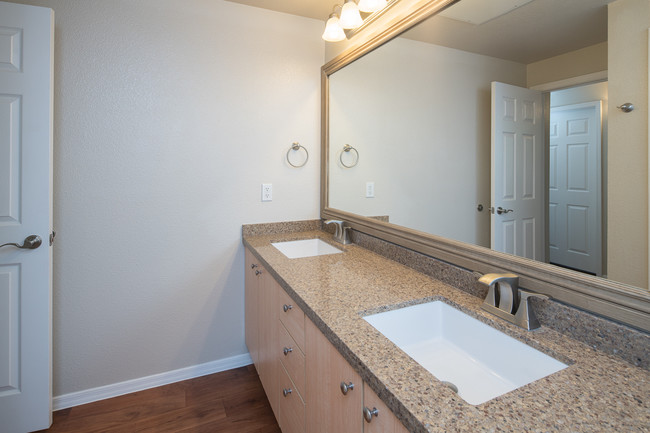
left=322, top=0, right=391, bottom=42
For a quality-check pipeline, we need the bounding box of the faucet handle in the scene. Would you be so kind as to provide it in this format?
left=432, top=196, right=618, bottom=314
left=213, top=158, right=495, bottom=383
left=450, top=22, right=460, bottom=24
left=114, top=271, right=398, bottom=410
left=478, top=273, right=519, bottom=313
left=514, top=289, right=549, bottom=330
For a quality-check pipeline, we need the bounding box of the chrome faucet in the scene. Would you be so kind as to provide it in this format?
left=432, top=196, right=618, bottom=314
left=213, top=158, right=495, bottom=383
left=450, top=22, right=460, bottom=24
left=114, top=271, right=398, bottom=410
left=478, top=273, right=549, bottom=330
left=478, top=273, right=519, bottom=313
left=324, top=220, right=351, bottom=245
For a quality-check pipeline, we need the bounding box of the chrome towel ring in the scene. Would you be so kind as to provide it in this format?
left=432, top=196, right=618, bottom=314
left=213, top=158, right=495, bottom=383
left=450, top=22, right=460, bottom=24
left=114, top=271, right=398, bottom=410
left=286, top=142, right=309, bottom=168
left=340, top=144, right=359, bottom=168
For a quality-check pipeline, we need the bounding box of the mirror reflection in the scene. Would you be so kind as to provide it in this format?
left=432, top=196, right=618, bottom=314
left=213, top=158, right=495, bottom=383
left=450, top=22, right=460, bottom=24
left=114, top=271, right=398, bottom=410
left=328, top=0, right=648, bottom=289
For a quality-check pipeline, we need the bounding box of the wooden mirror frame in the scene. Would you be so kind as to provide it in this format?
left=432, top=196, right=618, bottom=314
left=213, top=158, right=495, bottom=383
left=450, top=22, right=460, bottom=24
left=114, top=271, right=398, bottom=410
left=320, top=0, right=650, bottom=332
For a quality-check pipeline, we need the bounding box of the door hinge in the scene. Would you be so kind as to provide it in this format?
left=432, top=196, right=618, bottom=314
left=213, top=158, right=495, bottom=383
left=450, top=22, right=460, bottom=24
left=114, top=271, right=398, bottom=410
left=49, top=230, right=56, bottom=246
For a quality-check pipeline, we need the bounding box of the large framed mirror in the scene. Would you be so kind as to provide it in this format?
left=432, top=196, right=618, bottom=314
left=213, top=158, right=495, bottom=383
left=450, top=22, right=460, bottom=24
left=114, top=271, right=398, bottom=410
left=321, top=0, right=650, bottom=331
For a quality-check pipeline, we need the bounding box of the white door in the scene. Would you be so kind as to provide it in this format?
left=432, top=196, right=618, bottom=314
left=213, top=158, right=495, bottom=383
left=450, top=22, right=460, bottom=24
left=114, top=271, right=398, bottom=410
left=491, top=82, right=544, bottom=261
left=0, top=2, right=54, bottom=432
left=549, top=101, right=602, bottom=275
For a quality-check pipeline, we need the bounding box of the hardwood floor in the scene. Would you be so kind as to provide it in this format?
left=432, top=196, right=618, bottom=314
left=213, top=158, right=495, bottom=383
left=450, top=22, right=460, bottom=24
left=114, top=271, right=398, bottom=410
left=37, top=365, right=281, bottom=433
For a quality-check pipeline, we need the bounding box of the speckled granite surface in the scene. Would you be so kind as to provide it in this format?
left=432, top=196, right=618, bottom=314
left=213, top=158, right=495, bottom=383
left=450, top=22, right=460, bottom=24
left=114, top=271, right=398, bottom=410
left=243, top=225, right=650, bottom=433
left=350, top=230, right=650, bottom=370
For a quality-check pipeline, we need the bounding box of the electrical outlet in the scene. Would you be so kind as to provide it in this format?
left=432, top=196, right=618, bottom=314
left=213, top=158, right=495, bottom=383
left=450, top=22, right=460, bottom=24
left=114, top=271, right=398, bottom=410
left=366, top=181, right=375, bottom=198
left=262, top=183, right=272, bottom=202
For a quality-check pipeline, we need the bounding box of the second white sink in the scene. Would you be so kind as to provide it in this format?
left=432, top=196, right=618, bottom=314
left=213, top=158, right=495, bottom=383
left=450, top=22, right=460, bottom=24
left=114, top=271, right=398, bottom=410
left=272, top=239, right=343, bottom=259
left=363, top=301, right=568, bottom=405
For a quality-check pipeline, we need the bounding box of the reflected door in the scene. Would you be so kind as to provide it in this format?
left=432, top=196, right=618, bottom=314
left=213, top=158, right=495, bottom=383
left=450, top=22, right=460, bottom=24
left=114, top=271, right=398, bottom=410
left=491, top=82, right=544, bottom=261
left=549, top=101, right=602, bottom=276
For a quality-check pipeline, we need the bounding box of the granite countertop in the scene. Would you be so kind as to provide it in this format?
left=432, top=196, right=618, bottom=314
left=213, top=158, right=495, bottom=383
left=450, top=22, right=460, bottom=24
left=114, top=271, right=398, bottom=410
left=243, top=229, right=650, bottom=432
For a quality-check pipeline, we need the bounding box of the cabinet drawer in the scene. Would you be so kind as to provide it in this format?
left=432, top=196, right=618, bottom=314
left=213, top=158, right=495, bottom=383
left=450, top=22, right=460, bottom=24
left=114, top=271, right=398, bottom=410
left=279, top=363, right=306, bottom=433
left=278, top=288, right=305, bottom=352
left=278, top=321, right=305, bottom=396
left=363, top=383, right=409, bottom=433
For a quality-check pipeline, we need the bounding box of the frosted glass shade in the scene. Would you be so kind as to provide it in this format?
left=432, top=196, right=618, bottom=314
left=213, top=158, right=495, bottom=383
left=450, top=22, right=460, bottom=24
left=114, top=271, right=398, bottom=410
left=358, top=0, right=388, bottom=13
left=340, top=0, right=363, bottom=29
left=322, top=15, right=346, bottom=42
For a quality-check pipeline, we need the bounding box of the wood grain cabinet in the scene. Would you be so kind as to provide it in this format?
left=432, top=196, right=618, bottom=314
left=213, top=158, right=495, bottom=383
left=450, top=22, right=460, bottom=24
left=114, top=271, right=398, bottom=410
left=244, top=249, right=261, bottom=367
left=245, top=247, right=408, bottom=433
left=363, top=383, right=410, bottom=433
left=244, top=249, right=279, bottom=417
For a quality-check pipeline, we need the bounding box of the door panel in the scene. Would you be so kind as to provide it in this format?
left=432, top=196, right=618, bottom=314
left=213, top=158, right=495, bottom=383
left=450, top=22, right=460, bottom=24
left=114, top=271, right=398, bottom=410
left=549, top=101, right=602, bottom=275
left=0, top=2, right=53, bottom=432
left=491, top=82, right=544, bottom=261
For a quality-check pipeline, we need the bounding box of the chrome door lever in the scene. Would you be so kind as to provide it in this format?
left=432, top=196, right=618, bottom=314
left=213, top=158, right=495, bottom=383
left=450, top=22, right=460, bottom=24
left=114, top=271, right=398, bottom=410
left=0, top=235, right=42, bottom=250
left=496, top=206, right=514, bottom=215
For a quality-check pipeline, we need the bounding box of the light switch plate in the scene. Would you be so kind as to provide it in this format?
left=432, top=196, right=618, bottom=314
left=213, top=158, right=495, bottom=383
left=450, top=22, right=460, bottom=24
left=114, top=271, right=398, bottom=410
left=366, top=181, right=375, bottom=198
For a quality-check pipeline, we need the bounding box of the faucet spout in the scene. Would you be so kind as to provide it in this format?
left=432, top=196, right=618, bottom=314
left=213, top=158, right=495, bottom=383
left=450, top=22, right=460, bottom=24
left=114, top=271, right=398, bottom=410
left=478, top=273, right=519, bottom=314
left=324, top=220, right=351, bottom=245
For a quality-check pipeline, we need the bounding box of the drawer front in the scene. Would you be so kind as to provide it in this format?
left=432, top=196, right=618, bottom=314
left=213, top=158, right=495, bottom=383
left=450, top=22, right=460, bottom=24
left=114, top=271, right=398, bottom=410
left=363, top=383, right=408, bottom=433
left=278, top=321, right=305, bottom=396
left=278, top=288, right=305, bottom=352
left=279, top=363, right=306, bottom=433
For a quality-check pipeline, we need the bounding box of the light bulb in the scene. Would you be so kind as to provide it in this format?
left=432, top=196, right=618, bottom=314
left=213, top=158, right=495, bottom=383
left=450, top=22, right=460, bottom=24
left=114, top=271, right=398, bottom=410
left=339, top=0, right=363, bottom=29
left=322, top=14, right=346, bottom=42
left=357, top=0, right=388, bottom=13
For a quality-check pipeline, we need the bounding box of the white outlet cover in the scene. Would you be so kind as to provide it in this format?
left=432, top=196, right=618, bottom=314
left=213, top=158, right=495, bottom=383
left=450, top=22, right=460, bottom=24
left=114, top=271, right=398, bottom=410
left=262, top=183, right=272, bottom=201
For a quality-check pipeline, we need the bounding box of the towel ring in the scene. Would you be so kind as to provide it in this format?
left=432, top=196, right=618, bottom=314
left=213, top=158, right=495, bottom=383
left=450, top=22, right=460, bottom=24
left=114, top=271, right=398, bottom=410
left=340, top=144, right=359, bottom=168
left=286, top=142, right=309, bottom=168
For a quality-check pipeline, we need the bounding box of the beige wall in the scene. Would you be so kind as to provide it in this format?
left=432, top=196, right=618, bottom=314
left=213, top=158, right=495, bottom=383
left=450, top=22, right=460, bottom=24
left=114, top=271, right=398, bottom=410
left=5, top=0, right=324, bottom=399
left=607, top=0, right=649, bottom=288
left=329, top=37, right=526, bottom=246
left=527, top=42, right=607, bottom=88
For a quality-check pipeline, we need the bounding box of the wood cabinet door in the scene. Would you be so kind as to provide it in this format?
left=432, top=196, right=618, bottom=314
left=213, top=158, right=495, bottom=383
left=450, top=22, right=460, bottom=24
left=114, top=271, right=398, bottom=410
left=279, top=363, right=306, bottom=433
left=305, top=318, right=362, bottom=433
left=363, top=383, right=409, bottom=433
left=244, top=249, right=261, bottom=367
left=259, top=271, right=280, bottom=418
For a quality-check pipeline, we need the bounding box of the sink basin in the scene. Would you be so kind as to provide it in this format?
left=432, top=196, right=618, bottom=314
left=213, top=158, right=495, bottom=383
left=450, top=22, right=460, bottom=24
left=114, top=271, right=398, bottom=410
left=272, top=239, right=343, bottom=259
left=363, top=301, right=567, bottom=405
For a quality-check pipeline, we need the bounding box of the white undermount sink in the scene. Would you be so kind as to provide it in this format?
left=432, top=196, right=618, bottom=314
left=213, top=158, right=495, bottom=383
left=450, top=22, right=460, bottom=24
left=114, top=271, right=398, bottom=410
left=272, top=239, right=343, bottom=259
left=363, top=301, right=568, bottom=405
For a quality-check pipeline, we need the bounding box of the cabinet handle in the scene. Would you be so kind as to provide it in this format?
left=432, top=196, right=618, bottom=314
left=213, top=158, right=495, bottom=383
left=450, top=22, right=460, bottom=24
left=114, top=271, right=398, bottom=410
left=283, top=388, right=292, bottom=397
left=255, top=269, right=262, bottom=276
left=363, top=406, right=379, bottom=423
left=250, top=263, right=258, bottom=269
left=340, top=381, right=354, bottom=395
left=283, top=304, right=292, bottom=312
left=283, top=347, right=293, bottom=356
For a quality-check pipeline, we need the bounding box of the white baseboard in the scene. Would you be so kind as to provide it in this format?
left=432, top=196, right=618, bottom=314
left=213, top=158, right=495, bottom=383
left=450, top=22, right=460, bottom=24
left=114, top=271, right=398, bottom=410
left=53, top=353, right=253, bottom=411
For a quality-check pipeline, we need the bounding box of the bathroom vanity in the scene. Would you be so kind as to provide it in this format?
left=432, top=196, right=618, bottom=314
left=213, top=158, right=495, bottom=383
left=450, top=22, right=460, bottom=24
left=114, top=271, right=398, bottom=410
left=243, top=222, right=649, bottom=432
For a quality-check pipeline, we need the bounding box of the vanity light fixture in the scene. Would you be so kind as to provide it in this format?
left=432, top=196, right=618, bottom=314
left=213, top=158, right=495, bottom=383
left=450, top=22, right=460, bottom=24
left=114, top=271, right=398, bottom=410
left=322, top=5, right=346, bottom=42
left=322, top=0, right=391, bottom=42
left=340, top=0, right=363, bottom=29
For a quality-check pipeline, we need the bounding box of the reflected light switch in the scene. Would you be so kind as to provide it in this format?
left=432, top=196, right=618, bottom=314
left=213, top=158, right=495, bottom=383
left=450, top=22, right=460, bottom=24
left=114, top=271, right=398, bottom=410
left=366, top=181, right=375, bottom=198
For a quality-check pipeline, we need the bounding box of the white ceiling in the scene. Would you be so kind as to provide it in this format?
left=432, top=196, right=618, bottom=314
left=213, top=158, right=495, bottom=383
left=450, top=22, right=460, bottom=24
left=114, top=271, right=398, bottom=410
left=225, top=0, right=613, bottom=64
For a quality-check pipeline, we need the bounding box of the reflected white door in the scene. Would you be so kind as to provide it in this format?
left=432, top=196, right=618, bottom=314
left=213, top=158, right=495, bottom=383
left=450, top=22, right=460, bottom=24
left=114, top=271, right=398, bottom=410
left=0, top=2, right=54, bottom=432
left=491, top=82, right=544, bottom=261
left=549, top=102, right=602, bottom=275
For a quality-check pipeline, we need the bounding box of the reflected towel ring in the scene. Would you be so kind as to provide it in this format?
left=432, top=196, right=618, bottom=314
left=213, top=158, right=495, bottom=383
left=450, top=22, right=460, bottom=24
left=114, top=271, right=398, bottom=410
left=340, top=144, right=359, bottom=168
left=286, top=142, right=309, bottom=168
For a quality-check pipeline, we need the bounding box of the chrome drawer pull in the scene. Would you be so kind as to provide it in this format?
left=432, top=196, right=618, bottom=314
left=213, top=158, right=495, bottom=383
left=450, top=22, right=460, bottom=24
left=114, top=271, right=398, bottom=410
left=363, top=406, right=379, bottom=423
left=340, top=381, right=354, bottom=395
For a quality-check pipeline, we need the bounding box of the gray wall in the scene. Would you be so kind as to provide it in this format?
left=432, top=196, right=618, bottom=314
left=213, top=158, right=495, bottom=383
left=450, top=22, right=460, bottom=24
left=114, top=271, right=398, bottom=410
left=6, top=0, right=324, bottom=398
